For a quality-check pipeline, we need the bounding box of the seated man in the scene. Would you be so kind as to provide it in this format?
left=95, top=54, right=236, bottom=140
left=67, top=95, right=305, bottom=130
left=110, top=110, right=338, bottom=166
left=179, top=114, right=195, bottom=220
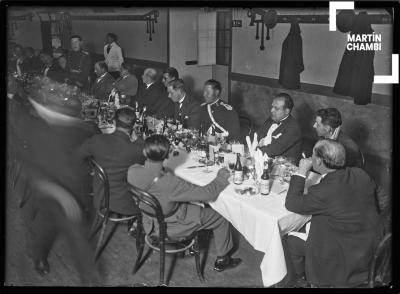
left=313, top=108, right=363, bottom=168
left=20, top=47, right=44, bottom=74
left=133, top=68, right=165, bottom=116
left=112, top=62, right=138, bottom=101
left=127, top=135, right=242, bottom=272
left=151, top=67, right=178, bottom=119
left=256, top=93, right=302, bottom=162
left=285, top=139, right=380, bottom=287
left=167, top=79, right=201, bottom=129
left=90, top=61, right=115, bottom=101
left=76, top=107, right=145, bottom=216
left=199, top=79, right=241, bottom=142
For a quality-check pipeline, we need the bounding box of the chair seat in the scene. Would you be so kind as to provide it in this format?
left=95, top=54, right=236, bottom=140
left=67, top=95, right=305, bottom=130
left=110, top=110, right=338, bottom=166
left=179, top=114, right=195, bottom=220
left=145, top=235, right=196, bottom=253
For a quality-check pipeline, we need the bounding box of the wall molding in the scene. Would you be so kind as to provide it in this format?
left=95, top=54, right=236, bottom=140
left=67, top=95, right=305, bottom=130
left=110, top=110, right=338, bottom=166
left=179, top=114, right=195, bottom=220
left=91, top=52, right=168, bottom=70
left=231, top=72, right=392, bottom=108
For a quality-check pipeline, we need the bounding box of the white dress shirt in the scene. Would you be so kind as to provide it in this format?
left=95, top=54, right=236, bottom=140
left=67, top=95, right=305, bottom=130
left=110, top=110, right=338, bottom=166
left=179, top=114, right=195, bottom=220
left=259, top=115, right=289, bottom=147
left=104, top=42, right=124, bottom=72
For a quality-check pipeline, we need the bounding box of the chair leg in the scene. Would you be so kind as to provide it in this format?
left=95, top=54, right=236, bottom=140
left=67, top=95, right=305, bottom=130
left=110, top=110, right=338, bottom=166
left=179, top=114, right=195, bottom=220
left=89, top=214, right=102, bottom=240
left=193, top=236, right=205, bottom=283
left=133, top=222, right=145, bottom=274
left=94, top=220, right=118, bottom=261
left=159, top=241, right=166, bottom=286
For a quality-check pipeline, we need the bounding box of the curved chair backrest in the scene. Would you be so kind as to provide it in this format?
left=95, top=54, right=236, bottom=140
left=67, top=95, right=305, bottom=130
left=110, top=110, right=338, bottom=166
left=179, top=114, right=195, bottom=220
left=128, top=184, right=166, bottom=230
left=368, top=232, right=392, bottom=287
left=89, top=157, right=111, bottom=211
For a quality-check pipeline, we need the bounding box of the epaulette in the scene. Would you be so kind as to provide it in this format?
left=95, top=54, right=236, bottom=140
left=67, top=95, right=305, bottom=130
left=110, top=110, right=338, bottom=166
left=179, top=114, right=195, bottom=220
left=219, top=101, right=232, bottom=110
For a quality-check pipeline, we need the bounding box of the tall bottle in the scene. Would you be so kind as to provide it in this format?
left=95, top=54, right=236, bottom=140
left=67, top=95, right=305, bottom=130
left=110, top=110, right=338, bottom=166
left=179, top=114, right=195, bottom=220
left=233, top=153, right=243, bottom=185
left=134, top=101, right=140, bottom=119
left=260, top=161, right=270, bottom=195
left=177, top=112, right=183, bottom=130
left=114, top=91, right=120, bottom=109
left=162, top=116, right=168, bottom=134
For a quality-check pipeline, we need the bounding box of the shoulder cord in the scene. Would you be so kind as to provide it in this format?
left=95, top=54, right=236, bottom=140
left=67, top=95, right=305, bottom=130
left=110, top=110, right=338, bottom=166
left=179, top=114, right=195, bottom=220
left=207, top=104, right=229, bottom=136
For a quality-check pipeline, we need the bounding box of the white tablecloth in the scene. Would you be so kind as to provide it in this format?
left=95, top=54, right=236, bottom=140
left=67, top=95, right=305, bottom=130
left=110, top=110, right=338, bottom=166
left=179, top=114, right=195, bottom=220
left=165, top=150, right=311, bottom=287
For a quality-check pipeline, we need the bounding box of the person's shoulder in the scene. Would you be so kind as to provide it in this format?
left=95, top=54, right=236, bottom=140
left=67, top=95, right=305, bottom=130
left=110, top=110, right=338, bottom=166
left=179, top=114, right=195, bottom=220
left=338, top=131, right=360, bottom=149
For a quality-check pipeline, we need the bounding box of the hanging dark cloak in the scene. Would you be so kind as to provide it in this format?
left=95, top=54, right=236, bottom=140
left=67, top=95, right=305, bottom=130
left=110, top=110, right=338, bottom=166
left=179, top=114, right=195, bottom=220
left=278, top=20, right=304, bottom=90
left=333, top=12, right=375, bottom=105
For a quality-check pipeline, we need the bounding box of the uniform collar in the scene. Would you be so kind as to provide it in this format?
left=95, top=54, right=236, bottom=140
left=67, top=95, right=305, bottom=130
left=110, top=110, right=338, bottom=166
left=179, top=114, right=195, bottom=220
left=97, top=72, right=107, bottom=81
left=146, top=82, right=154, bottom=89
left=144, top=160, right=164, bottom=172
left=208, top=98, right=220, bottom=106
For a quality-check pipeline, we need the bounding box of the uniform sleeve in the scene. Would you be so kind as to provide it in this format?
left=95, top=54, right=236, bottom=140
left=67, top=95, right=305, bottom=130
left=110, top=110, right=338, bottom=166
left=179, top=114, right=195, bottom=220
left=259, top=122, right=302, bottom=157
left=168, top=175, right=229, bottom=203
left=285, top=175, right=327, bottom=215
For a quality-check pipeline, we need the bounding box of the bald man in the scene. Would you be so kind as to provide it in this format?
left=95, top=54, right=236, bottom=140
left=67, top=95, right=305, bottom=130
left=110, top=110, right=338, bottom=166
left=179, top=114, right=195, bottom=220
left=132, top=67, right=165, bottom=115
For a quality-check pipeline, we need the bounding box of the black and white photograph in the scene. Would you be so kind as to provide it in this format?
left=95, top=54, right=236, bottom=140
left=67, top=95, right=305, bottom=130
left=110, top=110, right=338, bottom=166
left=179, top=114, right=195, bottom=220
left=3, top=0, right=397, bottom=288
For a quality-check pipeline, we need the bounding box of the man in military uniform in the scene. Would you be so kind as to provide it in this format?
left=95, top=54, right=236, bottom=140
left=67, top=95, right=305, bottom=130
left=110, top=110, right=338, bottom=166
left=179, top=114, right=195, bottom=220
left=65, top=35, right=92, bottom=89
left=199, top=79, right=241, bottom=142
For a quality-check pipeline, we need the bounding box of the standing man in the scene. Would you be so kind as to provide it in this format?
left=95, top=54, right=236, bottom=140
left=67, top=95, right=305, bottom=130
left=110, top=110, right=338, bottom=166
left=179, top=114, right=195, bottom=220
left=104, top=33, right=124, bottom=80
left=285, top=139, right=380, bottom=287
left=313, top=108, right=363, bottom=168
left=90, top=61, right=115, bottom=101
left=256, top=93, right=302, bottom=162
left=166, top=79, right=201, bottom=129
left=199, top=79, right=241, bottom=142
left=65, top=35, right=92, bottom=89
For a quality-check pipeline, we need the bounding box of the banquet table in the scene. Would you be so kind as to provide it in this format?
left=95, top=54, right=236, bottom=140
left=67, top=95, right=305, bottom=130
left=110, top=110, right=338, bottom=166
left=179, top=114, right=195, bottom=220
left=165, top=150, right=311, bottom=288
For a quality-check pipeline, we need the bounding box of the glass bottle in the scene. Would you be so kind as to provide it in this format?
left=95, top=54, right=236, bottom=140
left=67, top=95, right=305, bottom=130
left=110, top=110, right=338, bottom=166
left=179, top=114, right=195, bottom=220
left=233, top=153, right=243, bottom=185
left=260, top=162, right=270, bottom=195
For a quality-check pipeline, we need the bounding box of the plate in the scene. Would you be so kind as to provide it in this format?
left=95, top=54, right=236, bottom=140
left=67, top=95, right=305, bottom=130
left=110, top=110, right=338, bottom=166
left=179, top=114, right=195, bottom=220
left=198, top=158, right=214, bottom=166
left=234, top=186, right=258, bottom=196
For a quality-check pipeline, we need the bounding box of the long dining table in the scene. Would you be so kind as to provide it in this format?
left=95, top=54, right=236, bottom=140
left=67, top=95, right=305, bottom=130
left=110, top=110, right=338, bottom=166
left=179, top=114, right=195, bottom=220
left=164, top=150, right=312, bottom=287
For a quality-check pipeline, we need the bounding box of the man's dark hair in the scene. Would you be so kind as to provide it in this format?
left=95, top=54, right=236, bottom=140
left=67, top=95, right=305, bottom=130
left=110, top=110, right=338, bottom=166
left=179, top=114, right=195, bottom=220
left=144, top=135, right=170, bottom=162
left=163, top=67, right=179, bottom=80
left=275, top=93, right=294, bottom=112
left=204, top=79, right=222, bottom=94
left=316, top=108, right=342, bottom=129
left=107, top=33, right=118, bottom=42
left=167, top=79, right=185, bottom=92
left=95, top=61, right=108, bottom=72
left=115, top=107, right=136, bottom=129
left=70, top=34, right=82, bottom=41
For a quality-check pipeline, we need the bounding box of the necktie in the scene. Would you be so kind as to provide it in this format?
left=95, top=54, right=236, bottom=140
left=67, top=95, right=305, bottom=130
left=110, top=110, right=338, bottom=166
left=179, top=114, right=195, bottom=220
left=107, top=45, right=111, bottom=54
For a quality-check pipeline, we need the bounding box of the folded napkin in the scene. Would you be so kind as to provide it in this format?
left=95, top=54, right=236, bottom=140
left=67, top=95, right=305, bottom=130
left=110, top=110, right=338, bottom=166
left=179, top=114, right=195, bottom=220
left=254, top=149, right=269, bottom=181
left=288, top=221, right=311, bottom=241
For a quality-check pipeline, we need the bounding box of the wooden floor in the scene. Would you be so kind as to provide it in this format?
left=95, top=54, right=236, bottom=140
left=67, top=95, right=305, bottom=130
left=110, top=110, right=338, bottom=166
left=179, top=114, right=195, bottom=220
left=5, top=179, right=266, bottom=287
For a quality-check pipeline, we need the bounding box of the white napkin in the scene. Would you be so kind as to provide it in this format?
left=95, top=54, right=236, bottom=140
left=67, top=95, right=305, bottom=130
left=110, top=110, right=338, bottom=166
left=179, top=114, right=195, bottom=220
left=254, top=149, right=269, bottom=180
left=288, top=222, right=311, bottom=241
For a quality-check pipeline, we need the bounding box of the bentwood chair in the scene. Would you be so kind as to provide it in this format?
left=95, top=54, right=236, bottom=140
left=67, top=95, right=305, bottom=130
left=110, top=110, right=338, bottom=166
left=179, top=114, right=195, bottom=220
left=128, top=184, right=207, bottom=286
left=88, top=157, right=138, bottom=261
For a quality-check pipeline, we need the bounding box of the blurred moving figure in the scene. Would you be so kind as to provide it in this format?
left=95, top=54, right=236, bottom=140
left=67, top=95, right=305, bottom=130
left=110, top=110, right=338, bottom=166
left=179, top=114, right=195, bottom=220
left=16, top=92, right=100, bottom=284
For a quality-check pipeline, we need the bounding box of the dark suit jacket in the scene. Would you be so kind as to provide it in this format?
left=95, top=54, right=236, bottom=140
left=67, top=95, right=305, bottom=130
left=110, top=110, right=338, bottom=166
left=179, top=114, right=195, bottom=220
left=90, top=73, right=115, bottom=101
left=113, top=74, right=138, bottom=96
left=133, top=82, right=165, bottom=116
left=153, top=89, right=175, bottom=119
left=336, top=131, right=363, bottom=168
left=127, top=160, right=229, bottom=237
left=285, top=168, right=380, bottom=287
left=256, top=115, right=302, bottom=162
left=173, top=95, right=202, bottom=130
left=76, top=130, right=146, bottom=215
left=21, top=56, right=44, bottom=74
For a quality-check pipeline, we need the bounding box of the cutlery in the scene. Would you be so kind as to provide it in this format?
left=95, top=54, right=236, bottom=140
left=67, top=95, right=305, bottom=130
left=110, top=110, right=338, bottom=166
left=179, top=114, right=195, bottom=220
left=187, top=165, right=206, bottom=169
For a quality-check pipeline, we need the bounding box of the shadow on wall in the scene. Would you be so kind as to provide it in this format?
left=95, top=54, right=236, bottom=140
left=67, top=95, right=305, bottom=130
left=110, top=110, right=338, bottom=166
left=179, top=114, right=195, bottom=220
left=345, top=118, right=370, bottom=153
left=182, top=75, right=203, bottom=102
